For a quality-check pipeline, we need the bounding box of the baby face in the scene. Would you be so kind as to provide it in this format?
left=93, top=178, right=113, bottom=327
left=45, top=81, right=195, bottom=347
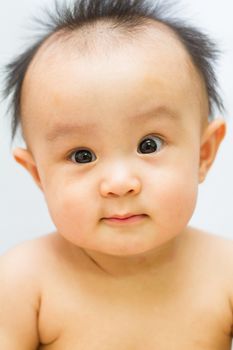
left=19, top=28, right=210, bottom=256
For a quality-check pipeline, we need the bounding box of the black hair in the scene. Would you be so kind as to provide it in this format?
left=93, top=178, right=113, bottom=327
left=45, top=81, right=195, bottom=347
left=2, top=0, right=225, bottom=141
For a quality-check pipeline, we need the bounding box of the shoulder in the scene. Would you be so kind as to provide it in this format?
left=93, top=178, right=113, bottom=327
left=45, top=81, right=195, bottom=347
left=186, top=226, right=233, bottom=257
left=0, top=233, right=59, bottom=286
left=184, top=226, right=233, bottom=281
left=1, top=232, right=55, bottom=264
left=0, top=236, right=57, bottom=348
left=0, top=232, right=86, bottom=286
left=187, top=226, right=233, bottom=290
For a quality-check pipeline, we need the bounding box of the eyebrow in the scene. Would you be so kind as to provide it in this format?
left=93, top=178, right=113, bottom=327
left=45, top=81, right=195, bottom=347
left=45, top=105, right=177, bottom=142
left=46, top=121, right=98, bottom=142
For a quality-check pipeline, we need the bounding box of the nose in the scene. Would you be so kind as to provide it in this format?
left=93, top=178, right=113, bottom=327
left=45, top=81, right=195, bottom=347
left=99, top=165, right=142, bottom=198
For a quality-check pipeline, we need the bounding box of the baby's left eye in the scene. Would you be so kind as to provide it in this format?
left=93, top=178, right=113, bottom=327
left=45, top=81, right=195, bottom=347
left=138, top=135, right=164, bottom=154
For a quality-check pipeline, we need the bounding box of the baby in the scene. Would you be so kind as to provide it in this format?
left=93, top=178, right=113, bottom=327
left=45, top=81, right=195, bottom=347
left=1, top=0, right=233, bottom=349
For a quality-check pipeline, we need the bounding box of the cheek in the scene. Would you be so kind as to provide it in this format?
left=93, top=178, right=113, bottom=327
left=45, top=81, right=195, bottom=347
left=147, top=161, right=199, bottom=230
left=161, top=174, right=198, bottom=219
left=43, top=179, right=97, bottom=240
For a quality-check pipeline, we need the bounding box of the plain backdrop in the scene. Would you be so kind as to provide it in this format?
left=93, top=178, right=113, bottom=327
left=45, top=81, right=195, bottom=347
left=0, top=0, right=233, bottom=255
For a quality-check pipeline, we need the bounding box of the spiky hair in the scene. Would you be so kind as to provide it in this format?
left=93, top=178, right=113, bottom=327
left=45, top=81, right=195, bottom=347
left=2, top=0, right=224, bottom=141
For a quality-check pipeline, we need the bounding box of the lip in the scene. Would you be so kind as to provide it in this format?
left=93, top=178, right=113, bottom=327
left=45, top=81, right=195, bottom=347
left=103, top=214, right=147, bottom=225
left=107, top=213, right=138, bottom=219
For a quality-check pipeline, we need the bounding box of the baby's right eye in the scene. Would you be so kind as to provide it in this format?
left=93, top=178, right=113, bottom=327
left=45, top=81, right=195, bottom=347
left=69, top=149, right=97, bottom=164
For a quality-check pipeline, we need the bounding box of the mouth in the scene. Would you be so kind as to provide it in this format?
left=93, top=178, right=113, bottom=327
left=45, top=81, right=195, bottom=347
left=102, top=214, right=148, bottom=225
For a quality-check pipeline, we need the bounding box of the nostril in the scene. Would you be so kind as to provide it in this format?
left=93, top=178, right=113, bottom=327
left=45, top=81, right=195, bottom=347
left=100, top=177, right=141, bottom=198
left=108, top=192, right=118, bottom=197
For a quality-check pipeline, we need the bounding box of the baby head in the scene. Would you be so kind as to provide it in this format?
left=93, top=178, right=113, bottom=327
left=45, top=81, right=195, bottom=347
left=3, top=0, right=226, bottom=257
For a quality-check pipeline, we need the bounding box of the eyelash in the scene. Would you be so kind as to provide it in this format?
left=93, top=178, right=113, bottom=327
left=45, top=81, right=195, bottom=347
left=67, top=135, right=165, bottom=165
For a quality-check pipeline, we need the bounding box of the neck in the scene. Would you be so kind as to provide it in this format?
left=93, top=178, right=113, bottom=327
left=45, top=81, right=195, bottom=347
left=79, top=230, right=188, bottom=279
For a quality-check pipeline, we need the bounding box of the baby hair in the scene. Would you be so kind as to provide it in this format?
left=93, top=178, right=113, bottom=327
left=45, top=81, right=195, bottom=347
left=2, top=0, right=224, bottom=140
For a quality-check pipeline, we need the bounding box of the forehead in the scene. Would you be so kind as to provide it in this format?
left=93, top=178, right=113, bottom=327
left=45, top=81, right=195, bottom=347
left=21, top=22, right=208, bottom=142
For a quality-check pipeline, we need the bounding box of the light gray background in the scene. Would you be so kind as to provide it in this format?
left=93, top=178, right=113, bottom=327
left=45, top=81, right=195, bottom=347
left=0, top=0, right=233, bottom=255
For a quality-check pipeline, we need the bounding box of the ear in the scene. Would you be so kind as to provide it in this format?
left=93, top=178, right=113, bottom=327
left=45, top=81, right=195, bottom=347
left=13, top=148, right=43, bottom=191
left=199, top=118, right=226, bottom=183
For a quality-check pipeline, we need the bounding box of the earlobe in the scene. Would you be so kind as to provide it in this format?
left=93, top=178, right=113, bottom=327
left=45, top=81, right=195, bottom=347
left=13, top=148, right=43, bottom=190
left=199, top=118, right=226, bottom=183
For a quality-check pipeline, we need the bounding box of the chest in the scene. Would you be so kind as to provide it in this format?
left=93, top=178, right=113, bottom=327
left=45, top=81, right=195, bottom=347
left=37, top=275, right=232, bottom=350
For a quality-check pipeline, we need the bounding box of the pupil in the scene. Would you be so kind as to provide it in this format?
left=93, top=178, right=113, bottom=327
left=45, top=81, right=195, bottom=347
left=75, top=150, right=92, bottom=163
left=140, top=139, right=157, bottom=153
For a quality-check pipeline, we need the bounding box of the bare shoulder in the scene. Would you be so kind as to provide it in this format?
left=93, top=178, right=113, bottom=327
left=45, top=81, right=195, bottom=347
left=187, top=226, right=233, bottom=256
left=0, top=232, right=87, bottom=286
left=189, top=227, right=233, bottom=247
left=1, top=232, right=68, bottom=270
left=0, top=234, right=65, bottom=348
left=0, top=233, right=62, bottom=285
left=1, top=232, right=54, bottom=264
left=186, top=226, right=233, bottom=281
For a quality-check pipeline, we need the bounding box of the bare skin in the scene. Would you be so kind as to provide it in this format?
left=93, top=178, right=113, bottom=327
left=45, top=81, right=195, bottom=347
left=0, top=22, right=229, bottom=349
left=1, top=227, right=233, bottom=349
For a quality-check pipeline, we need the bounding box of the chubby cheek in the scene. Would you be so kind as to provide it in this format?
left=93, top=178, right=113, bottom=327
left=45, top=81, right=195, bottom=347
left=43, top=179, right=97, bottom=244
left=148, top=163, right=199, bottom=235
